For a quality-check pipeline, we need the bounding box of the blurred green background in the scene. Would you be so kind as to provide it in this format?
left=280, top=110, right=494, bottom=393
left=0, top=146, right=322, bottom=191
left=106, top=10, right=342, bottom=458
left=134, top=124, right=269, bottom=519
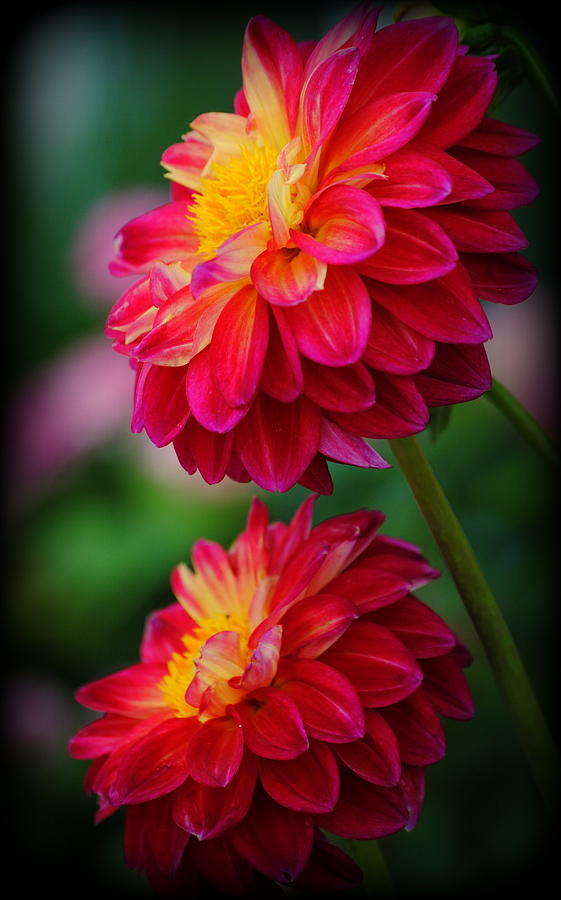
left=5, top=2, right=558, bottom=897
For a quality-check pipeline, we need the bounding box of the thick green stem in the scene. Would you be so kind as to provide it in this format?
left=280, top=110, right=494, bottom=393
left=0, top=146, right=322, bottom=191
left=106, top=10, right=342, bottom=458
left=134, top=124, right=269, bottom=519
left=389, top=435, right=559, bottom=811
left=349, top=840, right=394, bottom=898
left=486, top=378, right=559, bottom=472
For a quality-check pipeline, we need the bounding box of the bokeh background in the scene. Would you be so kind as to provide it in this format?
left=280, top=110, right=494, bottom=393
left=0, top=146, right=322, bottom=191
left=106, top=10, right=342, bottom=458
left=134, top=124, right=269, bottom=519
left=5, top=1, right=558, bottom=897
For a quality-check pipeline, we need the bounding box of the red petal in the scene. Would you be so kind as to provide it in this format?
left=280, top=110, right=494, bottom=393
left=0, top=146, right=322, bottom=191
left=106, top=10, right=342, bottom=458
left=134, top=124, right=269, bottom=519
left=400, top=763, right=426, bottom=831
left=210, top=286, right=270, bottom=407
left=369, top=594, right=457, bottom=658
left=461, top=251, right=537, bottom=304
left=292, top=185, right=385, bottom=264
left=416, top=341, right=491, bottom=406
left=369, top=146, right=452, bottom=207
left=420, top=55, right=497, bottom=148
left=109, top=716, right=197, bottom=804
left=424, top=206, right=528, bottom=253
left=334, top=708, right=401, bottom=786
left=321, top=621, right=423, bottom=706
left=280, top=266, right=372, bottom=366
left=319, top=418, right=390, bottom=469
left=280, top=593, right=358, bottom=658
left=366, top=265, right=492, bottom=343
left=140, top=364, right=189, bottom=447
left=188, top=834, right=256, bottom=896
left=235, top=393, right=321, bottom=492
left=333, top=372, right=429, bottom=439
left=315, top=768, right=409, bottom=839
left=110, top=201, right=198, bottom=276
left=276, top=658, right=365, bottom=743
left=260, top=310, right=304, bottom=402
left=144, top=792, right=190, bottom=874
left=260, top=740, right=339, bottom=813
left=235, top=686, right=309, bottom=760
left=358, top=209, right=457, bottom=285
left=293, top=832, right=363, bottom=892
left=188, top=716, right=244, bottom=787
left=75, top=663, right=167, bottom=717
left=303, top=358, right=375, bottom=412
left=380, top=689, right=446, bottom=766
left=176, top=418, right=234, bottom=484
left=173, top=753, right=257, bottom=839
left=299, top=47, right=359, bottom=152
left=187, top=346, right=249, bottom=433
left=456, top=116, right=540, bottom=156
left=230, top=788, right=313, bottom=882
left=69, top=714, right=134, bottom=760
left=140, top=603, right=196, bottom=664
left=452, top=147, right=539, bottom=210
left=421, top=652, right=475, bottom=720
left=364, top=301, right=436, bottom=375
left=251, top=247, right=326, bottom=306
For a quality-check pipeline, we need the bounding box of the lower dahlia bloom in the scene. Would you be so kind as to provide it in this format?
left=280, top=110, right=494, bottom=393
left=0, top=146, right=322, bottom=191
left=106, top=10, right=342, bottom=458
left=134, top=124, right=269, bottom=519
left=71, top=497, right=474, bottom=896
left=106, top=7, right=539, bottom=493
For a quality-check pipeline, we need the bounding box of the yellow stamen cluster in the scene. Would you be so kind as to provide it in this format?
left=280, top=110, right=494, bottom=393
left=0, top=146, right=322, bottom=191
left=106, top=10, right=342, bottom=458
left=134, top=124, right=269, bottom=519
left=158, top=610, right=251, bottom=717
left=188, top=142, right=278, bottom=260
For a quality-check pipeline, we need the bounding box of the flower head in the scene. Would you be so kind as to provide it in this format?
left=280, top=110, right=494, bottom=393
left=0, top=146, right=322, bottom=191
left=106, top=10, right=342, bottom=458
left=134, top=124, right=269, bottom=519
left=71, top=497, right=474, bottom=895
left=106, top=7, right=539, bottom=493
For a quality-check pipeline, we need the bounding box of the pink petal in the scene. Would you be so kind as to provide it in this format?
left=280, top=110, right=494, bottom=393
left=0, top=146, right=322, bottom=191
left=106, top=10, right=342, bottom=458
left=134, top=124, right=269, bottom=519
left=109, top=715, right=197, bottom=804
left=173, top=753, right=257, bottom=840
left=303, top=4, right=379, bottom=77
left=299, top=47, right=359, bottom=153
left=242, top=16, right=304, bottom=148
left=321, top=621, right=423, bottom=706
left=251, top=247, right=326, bottom=306
left=420, top=55, right=497, bottom=148
left=416, top=341, right=491, bottom=405
left=188, top=715, right=244, bottom=787
left=347, top=17, right=458, bottom=114
left=235, top=393, right=321, bottom=492
left=319, top=418, right=390, bottom=469
left=260, top=740, right=340, bottom=813
left=140, top=603, right=196, bottom=664
left=364, top=301, right=436, bottom=375
left=235, top=686, right=309, bottom=759
left=276, top=658, right=365, bottom=743
left=280, top=266, right=371, bottom=366
left=334, top=708, right=401, bottom=787
left=75, top=663, right=168, bottom=717
left=315, top=767, right=409, bottom=839
left=366, top=265, right=492, bottom=343
left=369, top=146, right=452, bottom=207
left=358, top=209, right=457, bottom=285
left=292, top=184, right=385, bottom=264
left=110, top=201, right=199, bottom=276
left=187, top=346, right=249, bottom=433
left=210, top=286, right=269, bottom=407
left=237, top=625, right=283, bottom=691
left=230, top=788, right=313, bottom=882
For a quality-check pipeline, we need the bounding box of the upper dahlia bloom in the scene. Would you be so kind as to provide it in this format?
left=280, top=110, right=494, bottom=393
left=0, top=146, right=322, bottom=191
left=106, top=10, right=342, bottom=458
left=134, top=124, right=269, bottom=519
left=106, top=7, right=539, bottom=493
left=70, top=497, right=474, bottom=896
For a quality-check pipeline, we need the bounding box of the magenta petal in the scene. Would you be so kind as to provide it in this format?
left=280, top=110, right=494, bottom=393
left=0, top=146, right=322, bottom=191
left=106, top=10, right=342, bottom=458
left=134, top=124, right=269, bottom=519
left=456, top=116, right=540, bottom=156
left=188, top=716, right=244, bottom=787
left=210, top=286, right=270, bottom=407
left=321, top=621, right=423, bottom=706
left=109, top=716, right=196, bottom=805
left=281, top=266, right=372, bottom=367
left=143, top=793, right=190, bottom=875
left=424, top=206, right=528, bottom=253
left=319, top=418, right=390, bottom=469
left=333, top=373, right=429, bottom=440
left=421, top=652, right=475, bottom=720
left=260, top=740, right=340, bottom=813
left=299, top=47, right=359, bottom=151
left=187, top=346, right=249, bottom=433
left=230, top=788, right=313, bottom=882
left=110, top=201, right=199, bottom=276
left=280, top=592, right=358, bottom=658
left=293, top=832, right=363, bottom=892
left=173, top=753, right=257, bottom=840
left=176, top=418, right=234, bottom=484
left=452, top=147, right=539, bottom=210
left=277, top=658, right=365, bottom=743
left=235, top=393, right=321, bottom=492
left=400, top=763, right=426, bottom=831
left=292, top=185, right=385, bottom=264
left=75, top=663, right=168, bottom=717
left=315, top=767, right=409, bottom=839
left=420, top=54, right=497, bottom=148
left=235, top=686, right=309, bottom=760
left=369, top=146, right=452, bottom=208
left=364, top=301, right=436, bottom=375
left=358, top=209, right=457, bottom=285
left=381, top=689, right=446, bottom=766
left=302, top=357, right=375, bottom=412
left=251, top=247, right=325, bottom=306
left=69, top=714, right=134, bottom=760
left=140, top=603, right=196, bottom=664
left=370, top=594, right=456, bottom=659
left=260, top=309, right=304, bottom=402
left=188, top=834, right=256, bottom=896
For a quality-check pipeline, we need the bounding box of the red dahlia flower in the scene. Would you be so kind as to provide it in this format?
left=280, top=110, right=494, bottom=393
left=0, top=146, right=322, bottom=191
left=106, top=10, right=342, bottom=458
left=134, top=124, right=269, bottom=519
left=71, top=497, right=474, bottom=895
left=106, top=7, right=539, bottom=493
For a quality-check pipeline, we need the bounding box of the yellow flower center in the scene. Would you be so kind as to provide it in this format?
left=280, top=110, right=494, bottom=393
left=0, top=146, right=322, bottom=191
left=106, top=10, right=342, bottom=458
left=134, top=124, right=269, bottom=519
left=188, top=142, right=278, bottom=260
left=158, top=611, right=251, bottom=717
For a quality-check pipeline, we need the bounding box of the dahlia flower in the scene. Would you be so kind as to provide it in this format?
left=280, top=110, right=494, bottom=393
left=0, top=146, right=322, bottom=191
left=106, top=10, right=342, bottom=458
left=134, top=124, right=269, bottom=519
left=106, top=7, right=539, bottom=493
left=71, top=497, right=474, bottom=895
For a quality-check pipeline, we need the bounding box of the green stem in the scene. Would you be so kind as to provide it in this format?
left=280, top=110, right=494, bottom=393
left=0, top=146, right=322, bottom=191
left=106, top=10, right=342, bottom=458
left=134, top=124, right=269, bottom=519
left=486, top=378, right=559, bottom=472
left=389, top=435, right=559, bottom=812
left=349, top=840, right=394, bottom=898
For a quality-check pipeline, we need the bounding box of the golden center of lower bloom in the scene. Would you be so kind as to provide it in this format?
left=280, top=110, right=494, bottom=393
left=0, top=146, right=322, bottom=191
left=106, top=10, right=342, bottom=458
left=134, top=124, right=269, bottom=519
left=188, top=142, right=278, bottom=260
left=158, top=611, right=251, bottom=717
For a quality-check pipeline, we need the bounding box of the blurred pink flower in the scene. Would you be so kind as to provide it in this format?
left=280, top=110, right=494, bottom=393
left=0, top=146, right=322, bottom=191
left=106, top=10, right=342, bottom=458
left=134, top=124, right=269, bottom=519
left=71, top=186, right=168, bottom=309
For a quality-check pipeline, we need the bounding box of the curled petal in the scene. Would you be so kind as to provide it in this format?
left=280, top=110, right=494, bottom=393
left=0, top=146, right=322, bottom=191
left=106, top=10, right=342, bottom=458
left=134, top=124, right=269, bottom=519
left=334, top=708, right=402, bottom=786
left=69, top=714, right=136, bottom=760
left=260, top=311, right=304, bottom=402
left=140, top=603, right=196, bottom=664
left=161, top=131, right=212, bottom=191
left=110, top=201, right=199, bottom=277
left=251, top=247, right=326, bottom=306
left=139, top=364, right=189, bottom=447
left=364, top=302, right=436, bottom=375
left=280, top=593, right=358, bottom=658
left=292, top=184, right=385, bottom=264
left=416, top=342, right=491, bottom=406
left=235, top=686, right=309, bottom=759
left=188, top=716, right=244, bottom=787
left=260, top=740, right=340, bottom=813
left=370, top=594, right=456, bottom=659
